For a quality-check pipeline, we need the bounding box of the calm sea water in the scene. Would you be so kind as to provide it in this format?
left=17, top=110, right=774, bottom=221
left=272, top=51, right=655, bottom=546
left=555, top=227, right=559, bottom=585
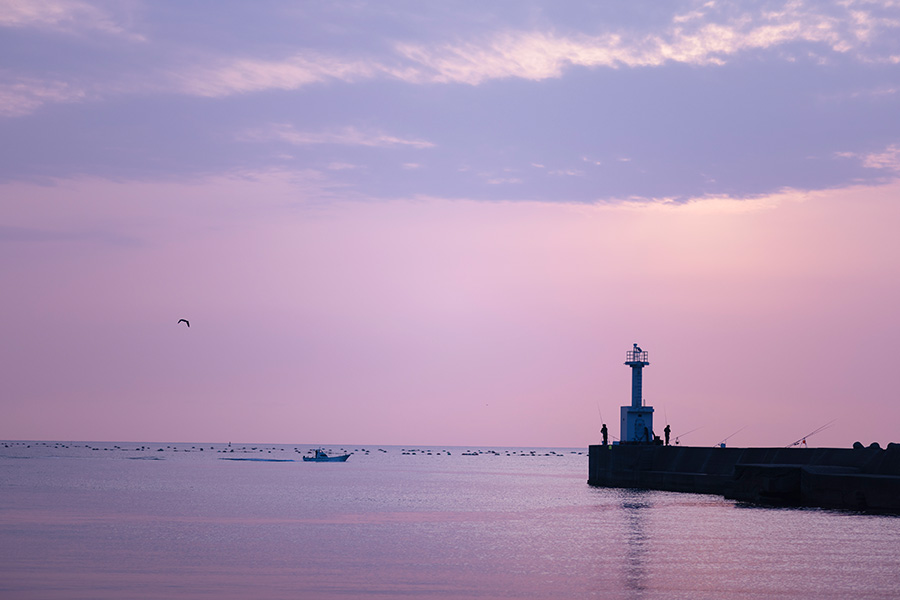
left=1, top=441, right=899, bottom=600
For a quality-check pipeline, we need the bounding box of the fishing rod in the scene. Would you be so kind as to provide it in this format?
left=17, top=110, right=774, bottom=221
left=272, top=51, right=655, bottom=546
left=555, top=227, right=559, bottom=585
left=673, top=425, right=703, bottom=445
left=717, top=426, right=747, bottom=447
left=596, top=401, right=620, bottom=441
left=786, top=419, right=836, bottom=448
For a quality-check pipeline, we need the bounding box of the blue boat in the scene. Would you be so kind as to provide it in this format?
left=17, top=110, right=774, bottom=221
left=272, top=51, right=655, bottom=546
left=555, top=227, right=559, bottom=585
left=302, top=449, right=351, bottom=462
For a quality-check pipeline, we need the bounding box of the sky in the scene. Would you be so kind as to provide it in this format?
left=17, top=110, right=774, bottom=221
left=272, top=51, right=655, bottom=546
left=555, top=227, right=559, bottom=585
left=2, top=0, right=900, bottom=448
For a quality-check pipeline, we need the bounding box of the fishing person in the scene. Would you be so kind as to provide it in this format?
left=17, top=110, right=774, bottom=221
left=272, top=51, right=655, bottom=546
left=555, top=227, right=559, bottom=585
left=664, top=424, right=671, bottom=446
left=601, top=423, right=608, bottom=446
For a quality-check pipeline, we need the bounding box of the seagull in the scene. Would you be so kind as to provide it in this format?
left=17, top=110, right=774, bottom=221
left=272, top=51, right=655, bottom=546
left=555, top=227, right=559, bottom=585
left=177, top=319, right=190, bottom=328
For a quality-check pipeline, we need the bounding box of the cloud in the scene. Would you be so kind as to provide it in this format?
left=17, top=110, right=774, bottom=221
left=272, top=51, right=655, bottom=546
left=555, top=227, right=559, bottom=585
left=6, top=1, right=898, bottom=117
left=852, top=86, right=898, bottom=99
left=176, top=53, right=379, bottom=97
left=240, top=123, right=435, bottom=149
left=326, top=162, right=361, bottom=171
left=0, top=0, right=144, bottom=40
left=169, top=1, right=900, bottom=99
left=861, top=144, right=900, bottom=171
left=0, top=78, right=88, bottom=117
left=608, top=187, right=808, bottom=215
left=393, top=3, right=898, bottom=85
left=834, top=143, right=900, bottom=172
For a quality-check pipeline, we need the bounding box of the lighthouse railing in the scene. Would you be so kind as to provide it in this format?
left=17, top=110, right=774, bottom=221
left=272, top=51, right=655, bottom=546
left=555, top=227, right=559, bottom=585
left=626, top=350, right=649, bottom=363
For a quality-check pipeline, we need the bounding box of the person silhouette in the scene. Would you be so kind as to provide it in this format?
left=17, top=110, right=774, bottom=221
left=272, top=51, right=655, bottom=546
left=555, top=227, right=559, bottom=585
left=601, top=423, right=608, bottom=446
left=664, top=424, right=671, bottom=446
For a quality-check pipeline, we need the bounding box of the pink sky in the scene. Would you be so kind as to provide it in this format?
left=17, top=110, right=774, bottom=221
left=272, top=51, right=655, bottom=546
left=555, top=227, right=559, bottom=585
left=3, top=174, right=899, bottom=447
left=2, top=1, right=900, bottom=447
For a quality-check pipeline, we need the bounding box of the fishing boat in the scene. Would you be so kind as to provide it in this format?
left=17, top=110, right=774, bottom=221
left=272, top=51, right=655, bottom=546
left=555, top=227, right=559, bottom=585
left=302, top=448, right=351, bottom=462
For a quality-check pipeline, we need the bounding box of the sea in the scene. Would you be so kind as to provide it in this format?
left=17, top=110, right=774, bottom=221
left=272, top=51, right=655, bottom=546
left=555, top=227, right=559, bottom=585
left=1, top=441, right=899, bottom=600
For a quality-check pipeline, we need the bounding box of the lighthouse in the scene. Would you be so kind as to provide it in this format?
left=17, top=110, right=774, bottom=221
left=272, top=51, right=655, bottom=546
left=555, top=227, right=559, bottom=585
left=621, top=343, right=655, bottom=443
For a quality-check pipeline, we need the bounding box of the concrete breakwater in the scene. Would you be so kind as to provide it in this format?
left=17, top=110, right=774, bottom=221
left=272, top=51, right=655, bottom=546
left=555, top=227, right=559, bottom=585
left=588, top=444, right=900, bottom=512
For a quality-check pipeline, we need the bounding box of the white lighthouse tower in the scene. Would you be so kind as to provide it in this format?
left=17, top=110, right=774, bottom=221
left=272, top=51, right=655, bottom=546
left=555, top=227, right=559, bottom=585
left=621, top=343, right=655, bottom=443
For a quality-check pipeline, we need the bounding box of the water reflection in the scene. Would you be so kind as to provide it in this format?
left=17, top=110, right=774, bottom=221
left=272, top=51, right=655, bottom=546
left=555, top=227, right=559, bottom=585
left=6, top=445, right=900, bottom=599
left=619, top=489, right=652, bottom=598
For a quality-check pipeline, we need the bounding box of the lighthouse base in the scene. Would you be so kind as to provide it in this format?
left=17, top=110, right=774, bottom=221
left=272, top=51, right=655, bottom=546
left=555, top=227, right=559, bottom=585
left=620, top=406, right=655, bottom=444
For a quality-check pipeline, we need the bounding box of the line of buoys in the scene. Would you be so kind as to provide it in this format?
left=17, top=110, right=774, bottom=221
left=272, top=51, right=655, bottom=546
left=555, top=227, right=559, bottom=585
left=1, top=441, right=587, bottom=458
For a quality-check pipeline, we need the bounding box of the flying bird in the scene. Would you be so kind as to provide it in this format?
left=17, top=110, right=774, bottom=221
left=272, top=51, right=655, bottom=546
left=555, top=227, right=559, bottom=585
left=177, top=319, right=190, bottom=328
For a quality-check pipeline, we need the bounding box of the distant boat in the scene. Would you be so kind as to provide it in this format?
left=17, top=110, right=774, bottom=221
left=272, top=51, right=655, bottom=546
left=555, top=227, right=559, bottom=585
left=302, top=449, right=351, bottom=462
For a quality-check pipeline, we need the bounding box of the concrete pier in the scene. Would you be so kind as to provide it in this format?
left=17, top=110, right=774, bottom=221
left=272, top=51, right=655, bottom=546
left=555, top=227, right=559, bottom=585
left=588, top=443, right=900, bottom=512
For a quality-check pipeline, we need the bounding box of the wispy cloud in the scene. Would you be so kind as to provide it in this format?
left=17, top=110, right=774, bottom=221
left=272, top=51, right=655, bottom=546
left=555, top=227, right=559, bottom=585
left=835, top=144, right=900, bottom=172
left=6, top=0, right=899, bottom=116
left=394, top=2, right=898, bottom=85
left=0, top=0, right=144, bottom=40
left=169, top=1, right=900, bottom=99
left=851, top=86, right=898, bottom=99
left=548, top=168, right=584, bottom=177
left=326, top=162, right=361, bottom=171
left=240, top=123, right=435, bottom=149
left=0, top=78, right=88, bottom=117
left=610, top=188, right=804, bottom=215
left=176, top=53, right=379, bottom=97
left=861, top=144, right=900, bottom=171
